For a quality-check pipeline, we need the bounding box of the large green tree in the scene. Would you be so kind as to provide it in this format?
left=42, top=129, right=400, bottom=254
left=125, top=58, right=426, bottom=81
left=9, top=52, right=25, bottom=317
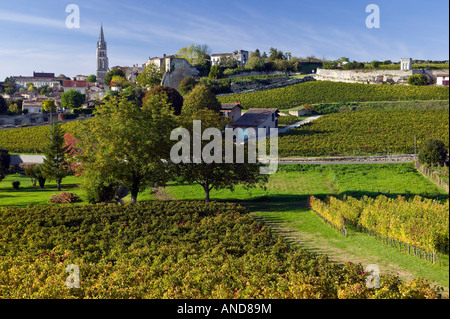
left=41, top=122, right=71, bottom=191
left=172, top=109, right=268, bottom=202
left=135, top=63, right=163, bottom=87
left=61, top=90, right=85, bottom=109
left=73, top=94, right=176, bottom=204
left=182, top=85, right=221, bottom=116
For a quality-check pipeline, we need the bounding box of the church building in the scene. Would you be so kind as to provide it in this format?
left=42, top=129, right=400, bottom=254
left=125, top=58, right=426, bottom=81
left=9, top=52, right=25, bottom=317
left=96, top=25, right=109, bottom=85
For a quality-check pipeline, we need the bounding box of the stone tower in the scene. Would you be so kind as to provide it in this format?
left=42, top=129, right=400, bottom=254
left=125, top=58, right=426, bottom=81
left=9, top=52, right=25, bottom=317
left=400, top=58, right=412, bottom=71
left=96, top=24, right=109, bottom=85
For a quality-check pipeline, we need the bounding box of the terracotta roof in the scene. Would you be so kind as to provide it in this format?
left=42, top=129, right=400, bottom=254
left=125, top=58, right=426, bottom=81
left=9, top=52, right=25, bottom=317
left=232, top=109, right=279, bottom=127
left=63, top=80, right=87, bottom=88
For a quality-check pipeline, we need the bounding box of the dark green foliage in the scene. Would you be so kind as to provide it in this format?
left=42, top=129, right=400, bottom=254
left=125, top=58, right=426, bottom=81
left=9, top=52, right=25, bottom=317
left=418, top=138, right=449, bottom=167
left=41, top=122, right=71, bottom=191
left=61, top=90, right=85, bottom=109
left=408, top=74, right=428, bottom=86
left=182, top=85, right=221, bottom=115
left=143, top=85, right=184, bottom=115
left=178, top=76, right=198, bottom=96
left=12, top=181, right=20, bottom=190
left=0, top=95, right=7, bottom=114
left=0, top=148, right=10, bottom=171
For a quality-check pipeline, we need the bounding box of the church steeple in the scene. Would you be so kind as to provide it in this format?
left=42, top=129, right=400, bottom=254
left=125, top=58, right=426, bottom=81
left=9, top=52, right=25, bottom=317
left=96, top=24, right=109, bottom=85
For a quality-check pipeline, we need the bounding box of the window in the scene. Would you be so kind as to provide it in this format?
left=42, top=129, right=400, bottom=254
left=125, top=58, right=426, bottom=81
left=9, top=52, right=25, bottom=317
left=272, top=113, right=275, bottom=122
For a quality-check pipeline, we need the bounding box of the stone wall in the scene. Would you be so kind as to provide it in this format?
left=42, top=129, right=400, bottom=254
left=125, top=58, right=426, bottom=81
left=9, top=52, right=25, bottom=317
left=162, top=58, right=200, bottom=90
left=315, top=68, right=449, bottom=85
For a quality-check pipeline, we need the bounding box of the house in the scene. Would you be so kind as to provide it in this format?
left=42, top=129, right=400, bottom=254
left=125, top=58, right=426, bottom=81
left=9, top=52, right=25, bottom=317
left=220, top=103, right=243, bottom=122
left=22, top=101, right=43, bottom=114
left=13, top=72, right=61, bottom=90
left=74, top=75, right=88, bottom=81
left=146, top=54, right=175, bottom=73
left=436, top=74, right=449, bottom=86
left=63, top=80, right=88, bottom=94
left=231, top=108, right=279, bottom=140
left=211, top=50, right=249, bottom=67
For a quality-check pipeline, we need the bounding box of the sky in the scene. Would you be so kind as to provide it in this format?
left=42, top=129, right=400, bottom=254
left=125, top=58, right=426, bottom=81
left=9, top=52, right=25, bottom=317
left=0, top=0, right=448, bottom=80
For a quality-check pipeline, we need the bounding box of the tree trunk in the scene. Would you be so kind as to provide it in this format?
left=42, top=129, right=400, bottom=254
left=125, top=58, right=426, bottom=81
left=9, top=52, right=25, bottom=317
left=203, top=185, right=211, bottom=203
left=130, top=183, right=139, bottom=205
left=56, top=179, right=62, bottom=191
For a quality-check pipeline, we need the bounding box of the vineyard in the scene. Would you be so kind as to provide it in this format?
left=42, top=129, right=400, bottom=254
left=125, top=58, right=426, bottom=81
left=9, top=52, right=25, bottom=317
left=0, top=201, right=441, bottom=298
left=309, top=195, right=449, bottom=263
left=0, top=122, right=76, bottom=154
left=217, top=81, right=450, bottom=109
left=277, top=108, right=449, bottom=157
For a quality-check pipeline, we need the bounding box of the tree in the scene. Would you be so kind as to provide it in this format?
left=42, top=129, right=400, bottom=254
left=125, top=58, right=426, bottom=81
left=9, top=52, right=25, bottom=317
left=41, top=122, right=71, bottom=191
left=73, top=95, right=176, bottom=204
left=87, top=74, right=97, bottom=83
left=418, top=138, right=448, bottom=167
left=0, top=147, right=10, bottom=172
left=176, top=44, right=211, bottom=66
left=172, top=109, right=268, bottom=202
left=371, top=60, right=381, bottom=68
left=0, top=95, right=7, bottom=114
left=135, top=63, right=163, bottom=87
left=110, top=75, right=130, bottom=88
left=182, top=85, right=221, bottom=116
left=209, top=65, right=221, bottom=81
left=246, top=56, right=266, bottom=71
left=143, top=85, right=184, bottom=116
left=104, top=68, right=126, bottom=88
left=61, top=90, right=85, bottom=109
left=408, top=74, right=427, bottom=86
left=42, top=99, right=57, bottom=113
left=3, top=77, right=17, bottom=95
left=178, top=77, right=198, bottom=96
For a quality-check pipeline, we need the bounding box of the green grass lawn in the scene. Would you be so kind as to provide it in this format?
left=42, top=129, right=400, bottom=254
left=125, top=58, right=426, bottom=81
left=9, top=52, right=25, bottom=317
left=0, top=174, right=85, bottom=207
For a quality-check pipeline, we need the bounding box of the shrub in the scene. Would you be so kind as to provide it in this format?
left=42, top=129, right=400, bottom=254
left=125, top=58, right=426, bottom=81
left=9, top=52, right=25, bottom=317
left=12, top=181, right=20, bottom=190
left=142, top=85, right=184, bottom=116
left=49, top=192, right=82, bottom=204
left=182, top=85, right=221, bottom=115
left=178, top=77, right=198, bottom=96
left=408, top=74, right=428, bottom=86
left=0, top=148, right=10, bottom=171
left=418, top=138, right=448, bottom=167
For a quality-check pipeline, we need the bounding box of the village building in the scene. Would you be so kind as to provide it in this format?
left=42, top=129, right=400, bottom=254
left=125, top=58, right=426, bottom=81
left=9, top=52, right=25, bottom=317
left=211, top=50, right=249, bottom=67
left=436, top=74, right=450, bottom=86
left=231, top=108, right=279, bottom=140
left=220, top=103, right=243, bottom=123
left=63, top=80, right=88, bottom=94
left=13, top=72, right=61, bottom=90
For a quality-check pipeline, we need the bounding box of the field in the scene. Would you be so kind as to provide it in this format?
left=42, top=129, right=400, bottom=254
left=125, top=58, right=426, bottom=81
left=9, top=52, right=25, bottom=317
left=0, top=121, right=76, bottom=154
left=217, top=81, right=450, bottom=109
left=1, top=163, right=448, bottom=294
left=0, top=200, right=443, bottom=299
left=277, top=106, right=449, bottom=157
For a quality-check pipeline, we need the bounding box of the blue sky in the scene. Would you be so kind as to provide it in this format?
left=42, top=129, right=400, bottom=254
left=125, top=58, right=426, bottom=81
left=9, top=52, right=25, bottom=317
left=0, top=0, right=448, bottom=80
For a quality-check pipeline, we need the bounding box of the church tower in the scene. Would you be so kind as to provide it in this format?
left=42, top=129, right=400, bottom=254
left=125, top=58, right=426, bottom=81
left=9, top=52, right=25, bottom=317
left=96, top=24, right=109, bottom=85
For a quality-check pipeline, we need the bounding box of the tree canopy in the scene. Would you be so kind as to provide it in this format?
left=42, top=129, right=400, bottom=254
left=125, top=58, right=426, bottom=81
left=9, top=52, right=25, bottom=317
left=182, top=85, right=221, bottom=116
